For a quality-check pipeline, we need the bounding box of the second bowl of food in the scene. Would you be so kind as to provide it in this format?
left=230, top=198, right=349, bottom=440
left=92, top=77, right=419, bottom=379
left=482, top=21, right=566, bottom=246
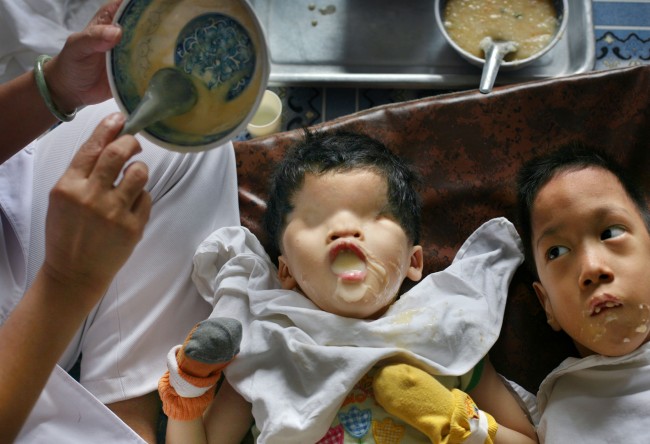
left=435, top=0, right=568, bottom=92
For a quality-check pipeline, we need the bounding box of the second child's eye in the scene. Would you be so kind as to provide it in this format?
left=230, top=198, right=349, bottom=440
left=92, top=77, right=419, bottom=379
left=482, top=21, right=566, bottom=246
left=546, top=245, right=569, bottom=261
left=601, top=226, right=625, bottom=240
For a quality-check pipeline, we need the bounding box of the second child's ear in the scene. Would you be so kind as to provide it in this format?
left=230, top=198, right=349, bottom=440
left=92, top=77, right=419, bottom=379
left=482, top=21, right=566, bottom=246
left=277, top=256, right=298, bottom=290
left=533, top=281, right=561, bottom=331
left=406, top=245, right=424, bottom=282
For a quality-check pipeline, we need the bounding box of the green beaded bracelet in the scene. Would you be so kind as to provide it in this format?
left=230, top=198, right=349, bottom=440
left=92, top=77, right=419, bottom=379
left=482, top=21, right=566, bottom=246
left=34, top=54, right=77, bottom=122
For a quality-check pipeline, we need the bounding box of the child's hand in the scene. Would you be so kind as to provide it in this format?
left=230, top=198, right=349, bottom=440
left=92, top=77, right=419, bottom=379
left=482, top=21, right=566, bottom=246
left=159, top=318, right=242, bottom=421
left=373, top=363, right=497, bottom=444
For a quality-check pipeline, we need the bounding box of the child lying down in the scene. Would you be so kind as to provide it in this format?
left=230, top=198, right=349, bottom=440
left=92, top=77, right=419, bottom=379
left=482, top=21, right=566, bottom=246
left=158, top=130, right=537, bottom=443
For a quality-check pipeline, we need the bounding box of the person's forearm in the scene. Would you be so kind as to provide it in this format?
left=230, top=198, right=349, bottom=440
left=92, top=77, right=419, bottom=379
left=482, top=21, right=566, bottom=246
left=494, top=426, right=538, bottom=444
left=204, top=380, right=253, bottom=444
left=0, top=0, right=124, bottom=166
left=0, top=269, right=105, bottom=442
left=0, top=70, right=60, bottom=164
left=470, top=360, right=538, bottom=443
left=167, top=417, right=208, bottom=444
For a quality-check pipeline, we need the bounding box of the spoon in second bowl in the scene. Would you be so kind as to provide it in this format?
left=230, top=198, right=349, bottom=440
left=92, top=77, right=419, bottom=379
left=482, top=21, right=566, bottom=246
left=478, top=37, right=519, bottom=94
left=120, top=67, right=198, bottom=136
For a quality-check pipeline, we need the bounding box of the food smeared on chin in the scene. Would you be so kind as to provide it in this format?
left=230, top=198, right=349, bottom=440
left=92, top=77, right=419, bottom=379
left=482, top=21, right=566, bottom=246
left=577, top=302, right=650, bottom=354
left=326, top=240, right=398, bottom=312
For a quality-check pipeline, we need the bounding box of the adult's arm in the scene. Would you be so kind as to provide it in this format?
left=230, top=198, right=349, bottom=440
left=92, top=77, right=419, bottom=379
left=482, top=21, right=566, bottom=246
left=0, top=112, right=151, bottom=442
left=0, top=0, right=123, bottom=164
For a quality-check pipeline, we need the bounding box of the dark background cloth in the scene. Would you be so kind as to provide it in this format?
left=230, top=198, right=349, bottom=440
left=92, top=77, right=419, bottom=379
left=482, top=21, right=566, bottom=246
left=232, top=65, right=650, bottom=393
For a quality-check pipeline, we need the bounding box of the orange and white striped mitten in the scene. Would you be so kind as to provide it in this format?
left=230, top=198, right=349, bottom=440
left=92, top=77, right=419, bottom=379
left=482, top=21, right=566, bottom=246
left=158, top=317, right=242, bottom=421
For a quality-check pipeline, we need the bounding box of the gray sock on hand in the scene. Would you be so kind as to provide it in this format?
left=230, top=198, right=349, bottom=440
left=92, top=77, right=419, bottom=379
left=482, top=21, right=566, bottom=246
left=182, top=317, right=242, bottom=364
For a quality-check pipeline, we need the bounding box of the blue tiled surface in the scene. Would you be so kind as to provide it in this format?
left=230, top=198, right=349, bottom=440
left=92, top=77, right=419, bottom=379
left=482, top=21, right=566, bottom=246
left=593, top=1, right=650, bottom=27
left=595, top=31, right=650, bottom=70
left=256, top=0, right=650, bottom=133
left=593, top=0, right=650, bottom=70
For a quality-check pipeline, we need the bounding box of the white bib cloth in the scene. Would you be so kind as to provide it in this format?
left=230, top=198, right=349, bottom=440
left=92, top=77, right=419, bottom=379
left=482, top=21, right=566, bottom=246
left=192, top=217, right=524, bottom=443
left=537, top=342, right=650, bottom=443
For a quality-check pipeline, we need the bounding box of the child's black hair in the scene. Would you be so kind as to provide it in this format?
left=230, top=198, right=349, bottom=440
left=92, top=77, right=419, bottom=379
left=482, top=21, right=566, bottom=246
left=264, top=130, right=421, bottom=258
left=516, top=142, right=650, bottom=278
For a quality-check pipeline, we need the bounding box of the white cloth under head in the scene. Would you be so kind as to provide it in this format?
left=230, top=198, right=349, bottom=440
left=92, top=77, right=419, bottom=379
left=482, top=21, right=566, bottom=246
left=192, top=217, right=524, bottom=443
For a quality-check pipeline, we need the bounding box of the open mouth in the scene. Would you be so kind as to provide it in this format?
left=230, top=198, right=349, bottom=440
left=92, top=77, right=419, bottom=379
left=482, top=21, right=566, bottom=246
left=330, top=243, right=367, bottom=282
left=590, top=297, right=622, bottom=316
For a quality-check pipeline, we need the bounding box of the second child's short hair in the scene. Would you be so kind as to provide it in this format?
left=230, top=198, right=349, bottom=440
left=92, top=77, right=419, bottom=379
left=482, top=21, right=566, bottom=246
left=264, top=130, right=421, bottom=257
left=516, top=142, right=650, bottom=277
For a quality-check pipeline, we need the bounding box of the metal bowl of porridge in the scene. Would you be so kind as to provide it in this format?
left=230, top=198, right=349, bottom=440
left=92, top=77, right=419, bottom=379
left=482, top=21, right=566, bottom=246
left=435, top=0, right=569, bottom=93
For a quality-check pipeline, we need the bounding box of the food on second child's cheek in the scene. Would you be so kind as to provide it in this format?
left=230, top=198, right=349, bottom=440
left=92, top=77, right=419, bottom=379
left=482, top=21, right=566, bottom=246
left=443, top=0, right=559, bottom=61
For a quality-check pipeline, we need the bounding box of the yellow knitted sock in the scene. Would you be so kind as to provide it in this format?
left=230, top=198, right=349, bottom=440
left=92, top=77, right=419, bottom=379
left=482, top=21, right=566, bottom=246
left=373, top=363, right=497, bottom=444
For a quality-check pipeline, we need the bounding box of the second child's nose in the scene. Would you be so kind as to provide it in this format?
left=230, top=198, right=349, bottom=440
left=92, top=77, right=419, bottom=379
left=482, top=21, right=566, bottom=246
left=578, top=249, right=614, bottom=289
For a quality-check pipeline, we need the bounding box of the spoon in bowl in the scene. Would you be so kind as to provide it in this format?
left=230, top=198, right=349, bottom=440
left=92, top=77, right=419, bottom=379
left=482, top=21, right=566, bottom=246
left=120, top=67, right=198, bottom=136
left=478, top=37, right=519, bottom=94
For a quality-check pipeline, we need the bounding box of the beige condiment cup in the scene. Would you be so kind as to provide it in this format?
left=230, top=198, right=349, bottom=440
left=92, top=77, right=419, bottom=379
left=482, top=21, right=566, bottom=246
left=247, top=90, right=283, bottom=137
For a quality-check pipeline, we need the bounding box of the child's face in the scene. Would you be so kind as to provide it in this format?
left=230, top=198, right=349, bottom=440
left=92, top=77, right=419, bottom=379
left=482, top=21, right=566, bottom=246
left=277, top=169, right=423, bottom=319
left=531, top=166, right=650, bottom=357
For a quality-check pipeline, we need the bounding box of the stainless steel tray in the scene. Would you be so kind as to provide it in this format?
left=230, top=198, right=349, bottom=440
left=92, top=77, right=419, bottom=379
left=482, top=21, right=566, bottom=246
left=248, top=0, right=595, bottom=89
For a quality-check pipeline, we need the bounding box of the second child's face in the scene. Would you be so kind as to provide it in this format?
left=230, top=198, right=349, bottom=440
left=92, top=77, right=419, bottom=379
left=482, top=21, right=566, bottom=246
left=531, top=167, right=650, bottom=357
left=277, top=170, right=423, bottom=319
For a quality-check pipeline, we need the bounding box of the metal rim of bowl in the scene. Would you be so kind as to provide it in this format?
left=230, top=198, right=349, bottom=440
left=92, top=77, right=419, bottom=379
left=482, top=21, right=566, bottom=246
left=106, top=0, right=271, bottom=152
left=434, top=0, right=569, bottom=70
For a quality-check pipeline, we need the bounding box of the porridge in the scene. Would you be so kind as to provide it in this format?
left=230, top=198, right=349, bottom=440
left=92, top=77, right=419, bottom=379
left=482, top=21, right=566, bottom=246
left=443, top=0, right=559, bottom=61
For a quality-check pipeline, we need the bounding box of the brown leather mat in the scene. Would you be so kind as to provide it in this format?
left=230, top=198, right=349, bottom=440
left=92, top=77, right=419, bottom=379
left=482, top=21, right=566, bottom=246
left=233, top=65, right=650, bottom=393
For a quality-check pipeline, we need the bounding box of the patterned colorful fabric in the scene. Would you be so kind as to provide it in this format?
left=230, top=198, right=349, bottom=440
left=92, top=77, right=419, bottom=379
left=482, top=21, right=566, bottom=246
left=314, top=367, right=475, bottom=443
